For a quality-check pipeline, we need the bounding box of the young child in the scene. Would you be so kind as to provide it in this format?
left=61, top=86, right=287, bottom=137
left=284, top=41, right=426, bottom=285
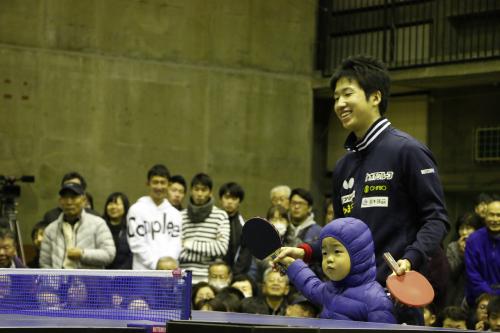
left=438, top=306, right=469, bottom=330
left=277, top=217, right=395, bottom=323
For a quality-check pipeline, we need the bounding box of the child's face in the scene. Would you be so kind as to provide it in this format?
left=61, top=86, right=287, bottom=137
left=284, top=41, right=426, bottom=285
left=442, top=318, right=467, bottom=330
left=321, top=237, right=351, bottom=281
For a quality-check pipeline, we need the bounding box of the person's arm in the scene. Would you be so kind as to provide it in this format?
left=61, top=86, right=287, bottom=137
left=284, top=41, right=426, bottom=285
left=183, top=212, right=230, bottom=257
left=400, top=142, right=450, bottom=271
left=126, top=207, right=157, bottom=269
left=286, top=259, right=326, bottom=306
left=80, top=220, right=116, bottom=266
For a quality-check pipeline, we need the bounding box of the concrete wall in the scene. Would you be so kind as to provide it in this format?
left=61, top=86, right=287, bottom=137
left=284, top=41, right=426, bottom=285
left=0, top=0, right=318, bottom=245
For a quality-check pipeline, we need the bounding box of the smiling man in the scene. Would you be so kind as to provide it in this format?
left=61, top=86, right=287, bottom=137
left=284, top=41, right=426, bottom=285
left=275, top=55, right=449, bottom=324
left=127, top=164, right=182, bottom=270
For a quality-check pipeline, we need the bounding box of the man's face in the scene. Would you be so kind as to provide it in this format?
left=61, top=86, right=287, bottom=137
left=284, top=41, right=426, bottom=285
left=208, top=264, right=231, bottom=290
left=334, top=77, right=381, bottom=138
left=485, top=201, right=500, bottom=235
left=271, top=191, right=290, bottom=210
left=475, top=202, right=488, bottom=218
left=458, top=225, right=475, bottom=253
left=221, top=193, right=240, bottom=216
left=191, top=184, right=211, bottom=205
left=322, top=237, right=351, bottom=281
left=289, top=194, right=310, bottom=223
left=167, top=182, right=185, bottom=207
left=0, top=237, right=16, bottom=268
left=325, top=202, right=334, bottom=224
left=59, top=193, right=86, bottom=219
left=263, top=271, right=289, bottom=298
left=477, top=298, right=490, bottom=322
left=148, top=176, right=169, bottom=204
left=442, top=318, right=467, bottom=330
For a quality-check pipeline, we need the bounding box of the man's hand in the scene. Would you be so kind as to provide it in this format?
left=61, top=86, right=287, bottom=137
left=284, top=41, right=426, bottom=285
left=273, top=247, right=305, bottom=264
left=395, top=258, right=411, bottom=275
left=67, top=247, right=83, bottom=260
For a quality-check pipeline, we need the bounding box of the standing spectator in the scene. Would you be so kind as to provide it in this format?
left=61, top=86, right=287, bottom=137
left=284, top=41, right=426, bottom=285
left=179, top=173, right=230, bottom=283
left=103, top=192, right=132, bottom=269
left=288, top=188, right=322, bottom=246
left=464, top=196, right=500, bottom=306
left=40, top=183, right=115, bottom=269
left=27, top=221, right=45, bottom=268
left=167, top=175, right=187, bottom=211
left=270, top=185, right=291, bottom=210
left=127, top=164, right=182, bottom=270
left=219, top=182, right=251, bottom=274
left=0, top=228, right=25, bottom=268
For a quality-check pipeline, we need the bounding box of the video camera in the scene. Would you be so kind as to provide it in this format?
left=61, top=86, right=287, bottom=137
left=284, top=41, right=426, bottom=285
left=0, top=175, right=35, bottom=200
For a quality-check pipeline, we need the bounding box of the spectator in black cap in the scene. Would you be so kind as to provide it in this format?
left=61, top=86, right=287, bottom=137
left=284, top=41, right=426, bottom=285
left=40, top=182, right=115, bottom=269
left=41, top=171, right=100, bottom=225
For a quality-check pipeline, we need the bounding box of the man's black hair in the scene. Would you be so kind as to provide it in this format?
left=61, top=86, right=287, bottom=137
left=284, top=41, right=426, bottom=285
left=329, top=55, right=391, bottom=116
left=0, top=228, right=16, bottom=242
left=147, top=164, right=170, bottom=181
left=475, top=192, right=492, bottom=206
left=170, top=175, right=187, bottom=190
left=191, top=173, right=213, bottom=190
left=290, top=188, right=314, bottom=207
left=437, top=306, right=470, bottom=328
left=61, top=171, right=87, bottom=190
left=218, top=182, right=245, bottom=202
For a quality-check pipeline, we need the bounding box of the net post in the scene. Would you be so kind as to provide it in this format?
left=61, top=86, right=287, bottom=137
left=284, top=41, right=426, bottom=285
left=181, top=270, right=192, bottom=320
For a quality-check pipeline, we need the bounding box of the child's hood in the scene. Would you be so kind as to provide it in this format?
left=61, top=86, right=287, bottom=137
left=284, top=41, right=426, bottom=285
left=320, top=217, right=377, bottom=287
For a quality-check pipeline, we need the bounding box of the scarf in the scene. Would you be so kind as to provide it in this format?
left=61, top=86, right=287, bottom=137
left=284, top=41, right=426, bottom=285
left=187, top=197, right=214, bottom=222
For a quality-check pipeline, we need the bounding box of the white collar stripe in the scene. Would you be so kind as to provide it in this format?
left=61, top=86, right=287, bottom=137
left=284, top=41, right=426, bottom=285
left=357, top=118, right=389, bottom=147
left=356, top=121, right=391, bottom=151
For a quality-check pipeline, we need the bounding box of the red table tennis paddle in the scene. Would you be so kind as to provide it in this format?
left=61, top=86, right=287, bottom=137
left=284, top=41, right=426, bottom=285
left=383, top=252, right=434, bottom=307
left=242, top=217, right=286, bottom=273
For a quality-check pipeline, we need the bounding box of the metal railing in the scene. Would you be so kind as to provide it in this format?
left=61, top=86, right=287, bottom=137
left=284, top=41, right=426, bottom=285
left=317, top=0, right=500, bottom=75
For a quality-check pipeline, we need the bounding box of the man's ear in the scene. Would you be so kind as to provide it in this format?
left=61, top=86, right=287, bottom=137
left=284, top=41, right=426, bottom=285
left=370, top=90, right=382, bottom=107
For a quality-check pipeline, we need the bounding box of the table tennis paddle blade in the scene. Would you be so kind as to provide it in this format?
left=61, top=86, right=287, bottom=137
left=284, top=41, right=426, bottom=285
left=242, top=217, right=286, bottom=274
left=383, top=252, right=434, bottom=307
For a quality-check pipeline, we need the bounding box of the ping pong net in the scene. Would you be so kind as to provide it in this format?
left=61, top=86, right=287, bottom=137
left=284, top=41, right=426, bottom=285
left=0, top=268, right=192, bottom=323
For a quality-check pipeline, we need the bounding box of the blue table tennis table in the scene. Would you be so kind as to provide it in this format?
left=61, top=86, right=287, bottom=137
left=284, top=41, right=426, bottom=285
left=0, top=311, right=472, bottom=333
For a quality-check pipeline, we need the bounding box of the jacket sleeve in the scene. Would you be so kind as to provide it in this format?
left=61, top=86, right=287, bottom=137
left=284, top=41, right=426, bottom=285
left=464, top=233, right=496, bottom=304
left=287, top=259, right=326, bottom=307
left=126, top=206, right=157, bottom=269
left=39, top=227, right=53, bottom=268
left=80, top=220, right=116, bottom=267
left=184, top=213, right=230, bottom=257
left=400, top=141, right=450, bottom=270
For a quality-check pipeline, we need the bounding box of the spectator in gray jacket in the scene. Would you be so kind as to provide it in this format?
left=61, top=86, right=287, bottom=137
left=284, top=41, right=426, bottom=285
left=40, top=183, right=115, bottom=269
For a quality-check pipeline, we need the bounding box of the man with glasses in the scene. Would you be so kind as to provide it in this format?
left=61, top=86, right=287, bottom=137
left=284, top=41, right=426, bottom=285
left=288, top=188, right=321, bottom=246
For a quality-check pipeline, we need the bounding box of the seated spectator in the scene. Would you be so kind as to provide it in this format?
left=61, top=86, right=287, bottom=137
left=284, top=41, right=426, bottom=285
left=285, top=294, right=318, bottom=318
left=208, top=260, right=232, bottom=291
left=167, top=175, right=187, bottom=211
left=445, top=212, right=483, bottom=307
left=192, top=281, right=217, bottom=309
left=437, top=306, right=470, bottom=329
left=179, top=173, right=230, bottom=283
left=40, top=183, right=115, bottom=269
left=473, top=293, right=493, bottom=329
left=464, top=196, right=500, bottom=306
left=270, top=185, right=291, bottom=210
left=28, top=222, right=45, bottom=268
left=474, top=192, right=492, bottom=224
left=257, top=269, right=290, bottom=316
left=213, top=286, right=244, bottom=312
left=240, top=297, right=269, bottom=315
left=197, top=298, right=227, bottom=312
left=485, top=296, right=500, bottom=332
left=42, top=172, right=100, bottom=224
left=156, top=256, right=178, bottom=270
left=103, top=192, right=132, bottom=269
left=0, top=228, right=25, bottom=268
left=423, top=303, right=438, bottom=327
left=231, top=274, right=258, bottom=298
